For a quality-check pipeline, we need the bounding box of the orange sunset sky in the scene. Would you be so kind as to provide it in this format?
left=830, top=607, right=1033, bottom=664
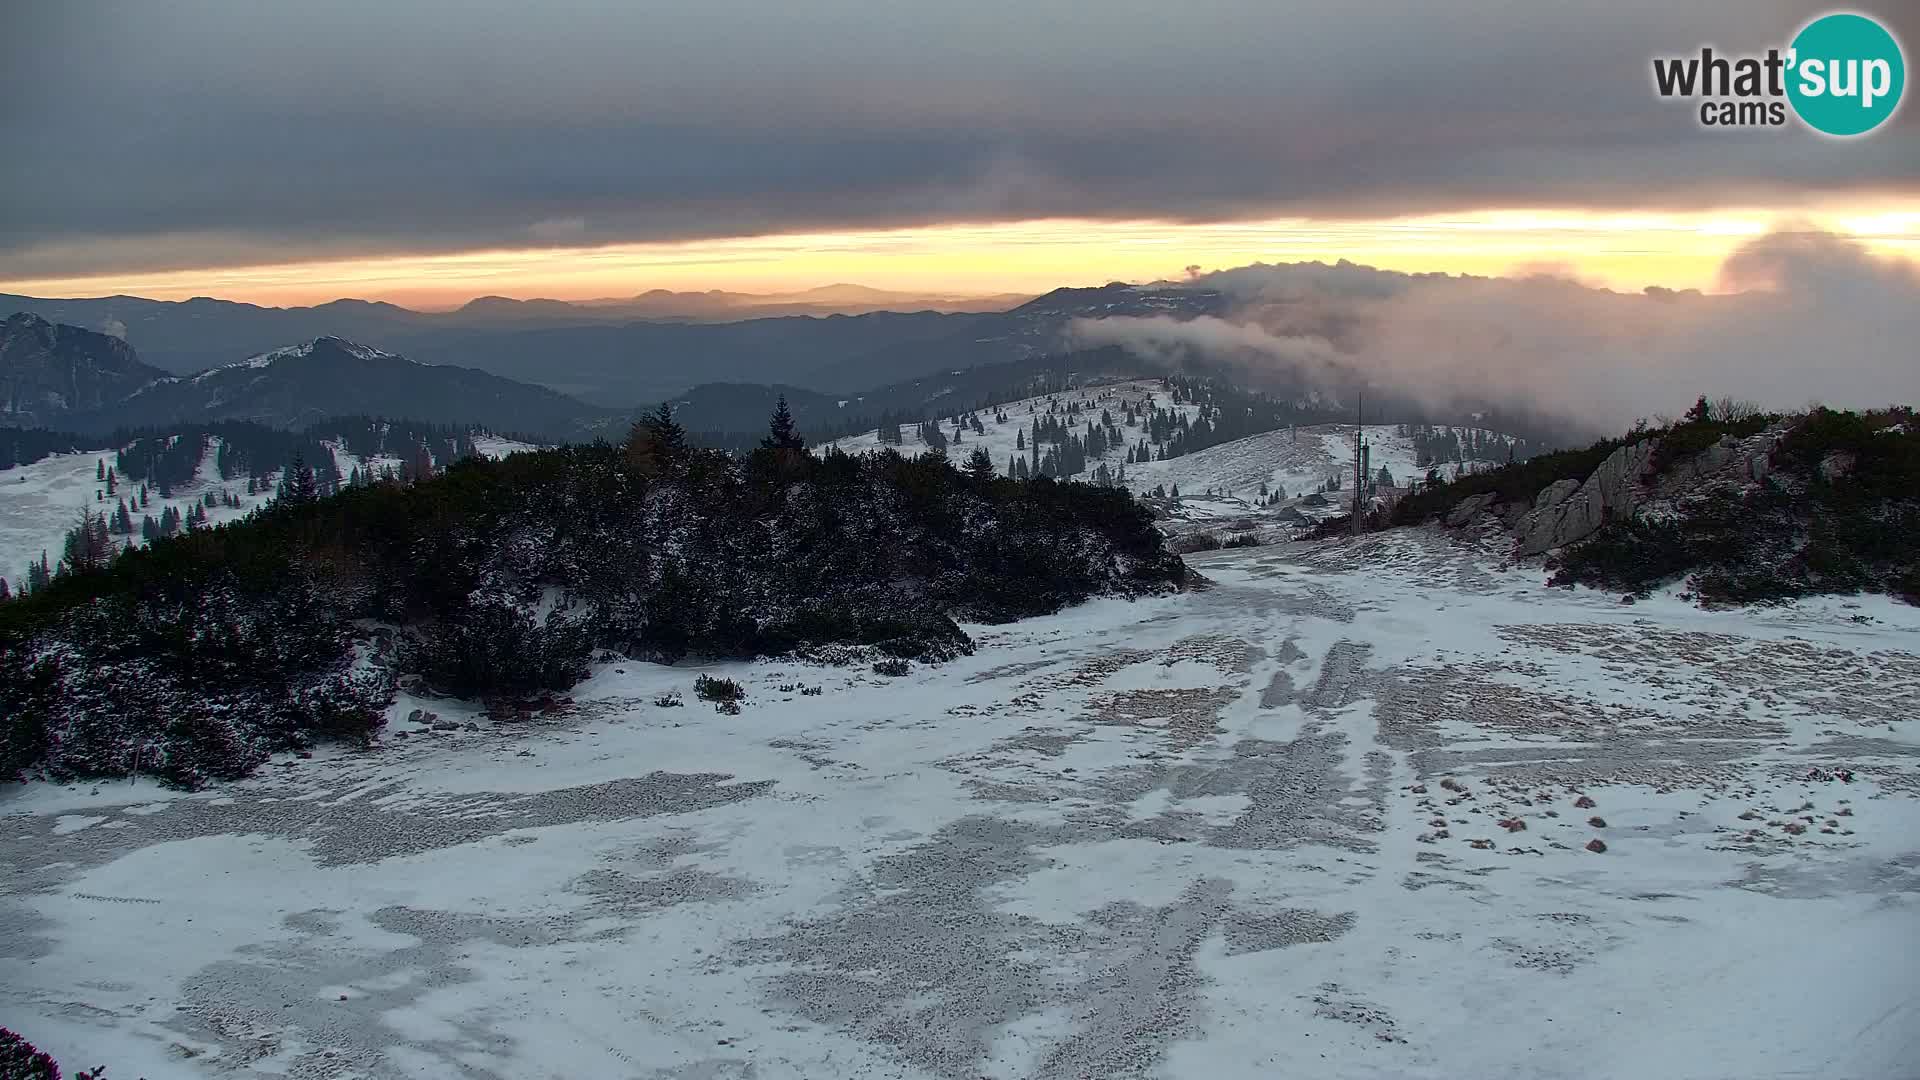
left=7, top=204, right=1920, bottom=310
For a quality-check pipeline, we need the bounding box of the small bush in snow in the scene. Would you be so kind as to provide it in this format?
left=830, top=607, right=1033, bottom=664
left=693, top=674, right=744, bottom=703
left=872, top=657, right=910, bottom=677
left=653, top=690, right=684, bottom=708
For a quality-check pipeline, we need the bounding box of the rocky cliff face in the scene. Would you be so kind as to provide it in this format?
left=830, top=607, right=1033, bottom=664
left=1444, top=428, right=1786, bottom=557
left=0, top=312, right=169, bottom=427
left=1511, top=439, right=1658, bottom=555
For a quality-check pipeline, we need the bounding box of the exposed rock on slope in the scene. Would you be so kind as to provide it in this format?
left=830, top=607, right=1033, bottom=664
left=1511, top=439, right=1658, bottom=555
left=1414, top=408, right=1915, bottom=603
left=1439, top=428, right=1790, bottom=558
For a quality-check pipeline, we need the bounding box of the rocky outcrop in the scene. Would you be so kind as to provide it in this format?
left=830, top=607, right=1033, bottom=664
left=1445, top=492, right=1498, bottom=527
left=1512, top=439, right=1657, bottom=556
left=0, top=312, right=169, bottom=427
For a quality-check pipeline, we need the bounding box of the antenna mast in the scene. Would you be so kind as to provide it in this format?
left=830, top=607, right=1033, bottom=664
left=1352, top=389, right=1365, bottom=536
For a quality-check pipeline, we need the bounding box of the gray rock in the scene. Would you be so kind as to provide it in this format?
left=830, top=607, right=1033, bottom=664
left=1513, top=439, right=1656, bottom=556
left=1535, top=478, right=1580, bottom=510
left=1444, top=493, right=1497, bottom=528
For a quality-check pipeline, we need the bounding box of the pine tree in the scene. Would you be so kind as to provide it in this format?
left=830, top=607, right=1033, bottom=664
left=59, top=508, right=115, bottom=574
left=282, top=451, right=319, bottom=504
left=0, top=577, right=9, bottom=601
left=964, top=447, right=996, bottom=482
left=96, top=459, right=105, bottom=481
left=760, top=395, right=807, bottom=451
left=625, top=401, right=688, bottom=475
left=26, top=553, right=51, bottom=593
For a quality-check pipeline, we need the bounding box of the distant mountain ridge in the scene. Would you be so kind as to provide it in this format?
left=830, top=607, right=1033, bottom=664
left=0, top=318, right=610, bottom=439
left=0, top=282, right=1215, bottom=408
left=0, top=313, right=171, bottom=427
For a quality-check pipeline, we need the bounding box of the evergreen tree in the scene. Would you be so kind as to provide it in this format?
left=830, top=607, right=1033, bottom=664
left=626, top=401, right=689, bottom=474
left=96, top=459, right=105, bottom=481
left=26, top=553, right=51, bottom=593
left=0, top=576, right=8, bottom=600
left=964, top=447, right=996, bottom=482
left=762, top=395, right=805, bottom=451
left=59, top=508, right=115, bottom=574
left=282, top=451, right=319, bottom=504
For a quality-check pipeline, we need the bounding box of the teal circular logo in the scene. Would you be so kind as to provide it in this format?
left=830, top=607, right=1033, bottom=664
left=1787, top=12, right=1906, bottom=136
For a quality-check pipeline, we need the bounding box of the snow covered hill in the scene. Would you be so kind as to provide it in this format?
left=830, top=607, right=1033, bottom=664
left=821, top=377, right=1512, bottom=528
left=5, top=529, right=1914, bottom=1079
left=0, top=434, right=540, bottom=590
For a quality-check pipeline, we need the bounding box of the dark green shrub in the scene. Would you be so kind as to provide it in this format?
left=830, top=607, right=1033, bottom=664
left=0, top=1028, right=59, bottom=1080
left=693, top=674, right=744, bottom=703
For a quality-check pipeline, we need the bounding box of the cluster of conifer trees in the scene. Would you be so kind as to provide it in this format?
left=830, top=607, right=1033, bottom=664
left=1, top=397, right=1186, bottom=787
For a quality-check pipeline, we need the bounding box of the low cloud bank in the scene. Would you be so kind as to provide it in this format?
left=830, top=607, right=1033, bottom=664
left=1071, top=228, right=1918, bottom=433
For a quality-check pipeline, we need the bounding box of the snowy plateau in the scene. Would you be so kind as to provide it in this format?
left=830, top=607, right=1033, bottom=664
left=3, top=525, right=1916, bottom=1079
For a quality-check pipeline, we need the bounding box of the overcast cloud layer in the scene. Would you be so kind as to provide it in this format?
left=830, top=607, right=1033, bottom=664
left=3, top=1, right=1917, bottom=278
left=1071, top=229, right=1920, bottom=431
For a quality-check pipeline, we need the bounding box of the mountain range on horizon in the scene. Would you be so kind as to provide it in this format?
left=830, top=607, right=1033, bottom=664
left=0, top=281, right=1221, bottom=411
left=0, top=312, right=617, bottom=440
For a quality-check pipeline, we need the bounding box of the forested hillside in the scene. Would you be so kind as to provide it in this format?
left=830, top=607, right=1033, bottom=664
left=0, top=410, right=1187, bottom=787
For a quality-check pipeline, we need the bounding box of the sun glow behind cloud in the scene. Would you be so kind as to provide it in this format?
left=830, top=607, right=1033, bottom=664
left=5, top=203, right=1918, bottom=309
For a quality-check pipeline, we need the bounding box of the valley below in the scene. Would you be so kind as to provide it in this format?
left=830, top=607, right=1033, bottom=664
left=5, top=529, right=1916, bottom=1080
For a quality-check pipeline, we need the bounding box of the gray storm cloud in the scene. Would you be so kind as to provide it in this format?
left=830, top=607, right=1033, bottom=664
left=1, top=1, right=1916, bottom=277
left=1069, top=229, right=1919, bottom=432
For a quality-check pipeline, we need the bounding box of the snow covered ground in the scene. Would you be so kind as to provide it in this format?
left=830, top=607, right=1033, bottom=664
left=0, top=436, right=542, bottom=589
left=821, top=378, right=1198, bottom=481
left=820, top=380, right=1506, bottom=526
left=5, top=530, right=1917, bottom=1079
left=0, top=440, right=278, bottom=589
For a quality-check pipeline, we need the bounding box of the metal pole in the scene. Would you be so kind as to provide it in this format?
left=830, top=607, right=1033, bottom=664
left=1352, top=390, right=1365, bottom=536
